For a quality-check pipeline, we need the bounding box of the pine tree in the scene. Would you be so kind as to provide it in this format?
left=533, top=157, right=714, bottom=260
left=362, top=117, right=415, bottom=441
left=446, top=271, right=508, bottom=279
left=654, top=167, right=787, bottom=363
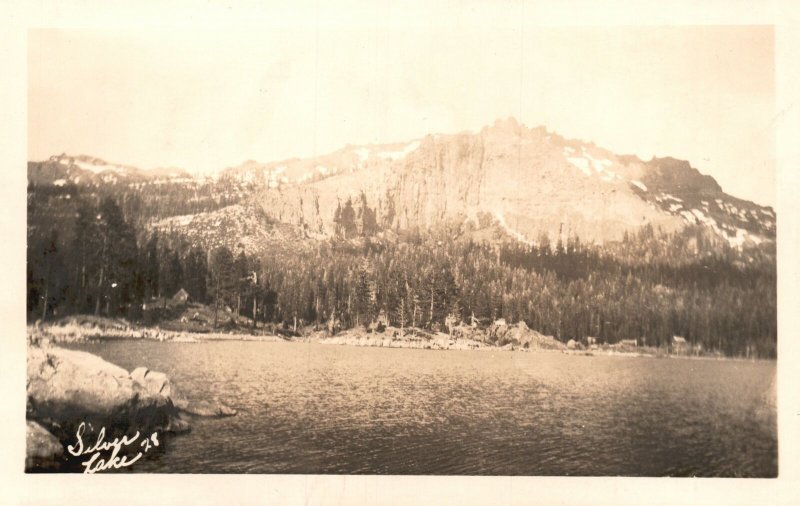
left=68, top=201, right=101, bottom=313
left=184, top=247, right=208, bottom=303
left=94, top=197, right=138, bottom=316
left=28, top=229, right=66, bottom=321
left=209, top=246, right=236, bottom=328
left=144, top=233, right=160, bottom=300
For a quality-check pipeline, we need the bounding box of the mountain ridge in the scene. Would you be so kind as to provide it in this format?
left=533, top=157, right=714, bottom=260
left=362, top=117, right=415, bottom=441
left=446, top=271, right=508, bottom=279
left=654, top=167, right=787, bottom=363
left=28, top=118, right=775, bottom=253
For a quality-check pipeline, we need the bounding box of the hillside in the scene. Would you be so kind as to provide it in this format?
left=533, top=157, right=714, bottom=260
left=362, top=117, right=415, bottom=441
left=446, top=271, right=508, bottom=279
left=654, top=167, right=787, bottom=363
left=28, top=118, right=775, bottom=256
left=26, top=119, right=777, bottom=358
left=161, top=118, right=775, bottom=252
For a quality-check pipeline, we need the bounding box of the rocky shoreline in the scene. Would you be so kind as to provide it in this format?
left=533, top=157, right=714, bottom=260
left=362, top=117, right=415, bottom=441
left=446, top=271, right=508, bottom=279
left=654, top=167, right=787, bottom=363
left=30, top=315, right=744, bottom=360
left=33, top=315, right=284, bottom=344
left=26, top=339, right=236, bottom=472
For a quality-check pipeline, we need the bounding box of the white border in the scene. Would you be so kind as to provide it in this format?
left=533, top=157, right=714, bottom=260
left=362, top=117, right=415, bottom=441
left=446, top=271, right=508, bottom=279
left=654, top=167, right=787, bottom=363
left=2, top=1, right=799, bottom=504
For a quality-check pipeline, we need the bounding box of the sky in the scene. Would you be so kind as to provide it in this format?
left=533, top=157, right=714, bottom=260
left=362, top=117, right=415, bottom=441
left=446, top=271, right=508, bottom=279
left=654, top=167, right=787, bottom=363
left=28, top=24, right=775, bottom=206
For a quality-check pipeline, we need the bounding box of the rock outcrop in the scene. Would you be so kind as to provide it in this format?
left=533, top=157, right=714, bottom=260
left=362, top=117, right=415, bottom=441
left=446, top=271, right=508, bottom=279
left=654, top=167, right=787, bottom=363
left=241, top=119, right=773, bottom=248
left=27, top=346, right=189, bottom=436
left=31, top=118, right=777, bottom=254
left=26, top=344, right=235, bottom=471
left=26, top=421, right=64, bottom=471
left=246, top=119, right=690, bottom=244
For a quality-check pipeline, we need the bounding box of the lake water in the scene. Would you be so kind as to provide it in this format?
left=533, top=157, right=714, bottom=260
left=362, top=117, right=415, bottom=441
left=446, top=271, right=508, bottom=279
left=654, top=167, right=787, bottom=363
left=66, top=340, right=777, bottom=476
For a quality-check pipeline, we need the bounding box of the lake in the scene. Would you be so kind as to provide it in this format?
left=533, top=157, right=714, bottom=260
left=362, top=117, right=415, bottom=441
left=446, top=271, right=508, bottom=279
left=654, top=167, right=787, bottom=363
left=66, top=340, right=777, bottom=476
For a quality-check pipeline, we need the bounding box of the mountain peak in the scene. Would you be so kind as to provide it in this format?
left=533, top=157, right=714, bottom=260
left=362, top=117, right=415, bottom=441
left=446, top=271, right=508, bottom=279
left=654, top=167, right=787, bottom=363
left=486, top=116, right=524, bottom=134
left=29, top=118, right=776, bottom=250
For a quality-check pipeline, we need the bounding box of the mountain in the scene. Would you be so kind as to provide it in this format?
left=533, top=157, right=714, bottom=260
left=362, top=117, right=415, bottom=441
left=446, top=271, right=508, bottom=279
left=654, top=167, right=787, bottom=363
left=27, top=154, right=194, bottom=186
left=26, top=119, right=777, bottom=357
left=199, top=117, right=774, bottom=250
left=30, top=118, right=776, bottom=253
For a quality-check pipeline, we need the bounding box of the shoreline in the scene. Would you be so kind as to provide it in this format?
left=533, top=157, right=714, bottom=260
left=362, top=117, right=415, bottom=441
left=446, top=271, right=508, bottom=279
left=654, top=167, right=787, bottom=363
left=25, top=339, right=237, bottom=472
left=28, top=316, right=770, bottom=362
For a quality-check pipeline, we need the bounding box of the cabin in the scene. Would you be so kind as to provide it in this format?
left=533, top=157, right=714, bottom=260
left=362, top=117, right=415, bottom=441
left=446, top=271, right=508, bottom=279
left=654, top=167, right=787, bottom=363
left=369, top=310, right=390, bottom=333
left=171, top=288, right=190, bottom=305
left=375, top=309, right=390, bottom=327
left=619, top=338, right=638, bottom=347
left=672, top=335, right=688, bottom=354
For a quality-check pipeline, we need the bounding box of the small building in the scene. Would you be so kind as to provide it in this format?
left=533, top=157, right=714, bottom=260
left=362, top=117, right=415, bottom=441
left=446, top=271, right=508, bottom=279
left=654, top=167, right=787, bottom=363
left=171, top=288, right=190, bottom=305
left=375, top=309, right=390, bottom=327
left=369, top=310, right=389, bottom=333
left=672, top=335, right=688, bottom=354
left=619, top=338, right=638, bottom=347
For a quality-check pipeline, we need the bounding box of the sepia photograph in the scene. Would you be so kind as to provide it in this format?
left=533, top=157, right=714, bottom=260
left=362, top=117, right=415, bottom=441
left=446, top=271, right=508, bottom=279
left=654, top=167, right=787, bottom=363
left=7, top=1, right=800, bottom=503
left=23, top=23, right=780, bottom=477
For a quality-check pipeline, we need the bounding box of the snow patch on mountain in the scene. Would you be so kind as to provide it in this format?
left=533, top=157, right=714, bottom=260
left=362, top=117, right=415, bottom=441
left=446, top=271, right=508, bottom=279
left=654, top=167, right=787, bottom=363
left=354, top=148, right=371, bottom=163
left=73, top=160, right=126, bottom=175
left=631, top=180, right=647, bottom=192
left=566, top=157, right=592, bottom=176
left=680, top=210, right=697, bottom=224
left=171, top=214, right=196, bottom=226
left=565, top=147, right=619, bottom=181
left=377, top=141, right=421, bottom=161
left=730, top=228, right=750, bottom=248
left=672, top=206, right=765, bottom=248
left=690, top=208, right=708, bottom=222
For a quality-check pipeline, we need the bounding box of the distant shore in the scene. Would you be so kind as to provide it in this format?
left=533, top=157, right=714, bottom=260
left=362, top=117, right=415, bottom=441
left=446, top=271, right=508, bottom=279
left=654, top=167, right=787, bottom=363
left=26, top=314, right=760, bottom=361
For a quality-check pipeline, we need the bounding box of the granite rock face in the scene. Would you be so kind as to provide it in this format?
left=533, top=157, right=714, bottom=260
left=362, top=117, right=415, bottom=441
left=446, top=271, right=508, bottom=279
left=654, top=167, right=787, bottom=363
left=26, top=344, right=236, bottom=471
left=26, top=346, right=186, bottom=433
left=222, top=119, right=775, bottom=250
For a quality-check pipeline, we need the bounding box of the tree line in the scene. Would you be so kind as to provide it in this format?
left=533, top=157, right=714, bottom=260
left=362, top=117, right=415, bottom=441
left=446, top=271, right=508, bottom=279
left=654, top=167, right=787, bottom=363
left=27, top=195, right=776, bottom=357
left=254, top=226, right=775, bottom=357
left=27, top=196, right=278, bottom=326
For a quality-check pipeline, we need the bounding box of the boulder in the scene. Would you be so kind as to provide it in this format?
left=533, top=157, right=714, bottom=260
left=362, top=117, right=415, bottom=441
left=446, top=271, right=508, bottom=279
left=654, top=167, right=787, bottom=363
left=28, top=346, right=135, bottom=418
left=181, top=400, right=238, bottom=417
left=487, top=322, right=511, bottom=343
left=131, top=367, right=175, bottom=399
left=27, top=345, right=188, bottom=435
left=26, top=420, right=63, bottom=471
left=110, top=366, right=235, bottom=418
left=26, top=342, right=239, bottom=471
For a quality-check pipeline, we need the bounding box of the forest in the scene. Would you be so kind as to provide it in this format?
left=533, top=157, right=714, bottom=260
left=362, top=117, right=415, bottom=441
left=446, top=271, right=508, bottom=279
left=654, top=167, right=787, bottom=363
left=27, top=194, right=777, bottom=358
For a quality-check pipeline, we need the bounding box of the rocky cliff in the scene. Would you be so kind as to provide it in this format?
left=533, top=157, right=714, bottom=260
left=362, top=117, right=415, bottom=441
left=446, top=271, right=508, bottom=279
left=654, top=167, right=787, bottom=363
left=26, top=340, right=236, bottom=472
left=31, top=118, right=776, bottom=252
left=234, top=117, right=774, bottom=247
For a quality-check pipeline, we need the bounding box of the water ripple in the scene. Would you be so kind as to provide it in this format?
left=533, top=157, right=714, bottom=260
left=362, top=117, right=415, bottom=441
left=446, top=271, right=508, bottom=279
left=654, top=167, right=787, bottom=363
left=67, top=341, right=777, bottom=476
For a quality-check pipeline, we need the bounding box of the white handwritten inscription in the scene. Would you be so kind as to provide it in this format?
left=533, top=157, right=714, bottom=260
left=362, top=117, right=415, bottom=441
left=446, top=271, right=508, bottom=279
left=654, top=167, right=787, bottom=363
left=67, top=422, right=159, bottom=474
